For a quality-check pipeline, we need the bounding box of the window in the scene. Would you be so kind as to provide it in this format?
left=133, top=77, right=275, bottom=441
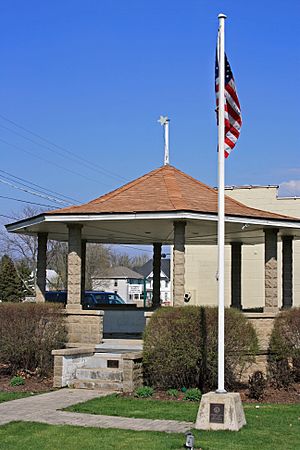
left=114, top=279, right=118, bottom=287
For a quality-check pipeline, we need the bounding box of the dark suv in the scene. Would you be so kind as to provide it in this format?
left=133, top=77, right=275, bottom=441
left=45, top=291, right=126, bottom=309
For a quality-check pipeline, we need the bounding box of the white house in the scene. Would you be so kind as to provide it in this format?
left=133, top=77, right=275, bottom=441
left=91, top=266, right=144, bottom=303
left=135, top=258, right=171, bottom=305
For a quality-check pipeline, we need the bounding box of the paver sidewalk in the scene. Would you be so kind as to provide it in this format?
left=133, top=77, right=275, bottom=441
left=0, top=389, right=193, bottom=433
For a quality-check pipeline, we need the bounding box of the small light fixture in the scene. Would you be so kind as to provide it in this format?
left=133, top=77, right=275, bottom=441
left=184, top=431, right=195, bottom=449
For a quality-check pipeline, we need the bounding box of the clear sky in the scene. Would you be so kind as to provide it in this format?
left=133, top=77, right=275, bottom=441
left=0, top=0, right=299, bottom=224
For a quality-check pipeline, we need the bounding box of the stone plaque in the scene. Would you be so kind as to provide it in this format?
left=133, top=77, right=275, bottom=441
left=209, top=403, right=225, bottom=424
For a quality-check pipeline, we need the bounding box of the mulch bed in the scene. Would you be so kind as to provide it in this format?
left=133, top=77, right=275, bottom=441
left=122, top=384, right=300, bottom=404
left=0, top=364, right=53, bottom=393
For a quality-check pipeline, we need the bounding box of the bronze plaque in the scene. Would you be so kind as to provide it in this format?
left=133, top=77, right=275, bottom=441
left=209, top=403, right=225, bottom=424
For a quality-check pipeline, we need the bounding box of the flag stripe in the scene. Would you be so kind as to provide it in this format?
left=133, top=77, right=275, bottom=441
left=215, top=52, right=242, bottom=158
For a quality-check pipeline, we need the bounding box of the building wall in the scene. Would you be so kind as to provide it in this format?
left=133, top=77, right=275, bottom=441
left=92, top=278, right=129, bottom=302
left=185, top=186, right=300, bottom=308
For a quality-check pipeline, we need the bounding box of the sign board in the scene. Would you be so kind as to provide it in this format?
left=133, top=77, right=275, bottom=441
left=128, top=285, right=142, bottom=294
left=209, top=403, right=225, bottom=424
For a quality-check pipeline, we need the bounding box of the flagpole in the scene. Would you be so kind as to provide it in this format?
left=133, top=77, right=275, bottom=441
left=164, top=117, right=170, bottom=165
left=217, top=13, right=227, bottom=394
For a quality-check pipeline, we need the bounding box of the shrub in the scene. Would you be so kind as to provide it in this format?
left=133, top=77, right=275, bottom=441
left=268, top=308, right=300, bottom=387
left=248, top=371, right=266, bottom=400
left=10, top=376, right=25, bottom=386
left=183, top=388, right=202, bottom=402
left=0, top=303, right=66, bottom=376
left=166, top=388, right=179, bottom=398
left=143, top=306, right=258, bottom=391
left=134, top=386, right=154, bottom=398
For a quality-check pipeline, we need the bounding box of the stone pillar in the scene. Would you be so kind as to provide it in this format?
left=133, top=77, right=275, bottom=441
left=67, top=224, right=83, bottom=311
left=264, top=228, right=279, bottom=311
left=231, top=242, right=242, bottom=309
left=36, top=232, right=48, bottom=303
left=81, top=239, right=87, bottom=299
left=152, top=243, right=162, bottom=308
left=282, top=236, right=293, bottom=309
left=173, top=221, right=186, bottom=306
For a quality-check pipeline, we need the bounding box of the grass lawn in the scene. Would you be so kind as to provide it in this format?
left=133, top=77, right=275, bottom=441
left=0, top=403, right=300, bottom=450
left=66, top=394, right=199, bottom=422
left=0, top=392, right=35, bottom=404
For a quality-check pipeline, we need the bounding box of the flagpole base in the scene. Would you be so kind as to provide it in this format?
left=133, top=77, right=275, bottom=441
left=195, top=392, right=246, bottom=431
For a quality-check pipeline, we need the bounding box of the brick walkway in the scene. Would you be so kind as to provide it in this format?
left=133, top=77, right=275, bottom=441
left=0, top=389, right=193, bottom=433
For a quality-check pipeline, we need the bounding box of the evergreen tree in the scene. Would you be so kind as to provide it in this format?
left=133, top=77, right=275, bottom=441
left=0, top=255, right=23, bottom=302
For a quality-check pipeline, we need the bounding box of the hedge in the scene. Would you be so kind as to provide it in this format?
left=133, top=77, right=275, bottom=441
left=143, top=306, right=258, bottom=391
left=0, top=302, right=66, bottom=376
left=268, top=307, right=300, bottom=387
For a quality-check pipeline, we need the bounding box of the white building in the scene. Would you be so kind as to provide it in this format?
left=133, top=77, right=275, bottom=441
left=135, top=258, right=171, bottom=305
left=184, top=185, right=300, bottom=309
left=91, top=266, right=144, bottom=303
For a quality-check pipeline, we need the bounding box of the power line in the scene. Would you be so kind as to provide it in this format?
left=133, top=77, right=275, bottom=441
left=0, top=213, right=18, bottom=221
left=0, top=177, right=70, bottom=205
left=0, top=194, right=56, bottom=208
left=0, top=168, right=79, bottom=204
left=0, top=114, right=128, bottom=182
left=0, top=137, right=112, bottom=187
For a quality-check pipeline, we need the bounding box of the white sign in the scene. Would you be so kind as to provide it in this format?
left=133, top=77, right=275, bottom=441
left=129, top=285, right=142, bottom=294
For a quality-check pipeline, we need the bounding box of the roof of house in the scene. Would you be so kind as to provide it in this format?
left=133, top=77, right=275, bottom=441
left=135, top=258, right=170, bottom=279
left=92, top=265, right=144, bottom=279
left=48, top=165, right=295, bottom=221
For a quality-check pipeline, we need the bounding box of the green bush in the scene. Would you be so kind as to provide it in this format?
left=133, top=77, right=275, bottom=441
left=166, top=388, right=179, bottom=398
left=268, top=308, right=300, bottom=387
left=143, top=306, right=258, bottom=391
left=134, top=386, right=154, bottom=398
left=248, top=371, right=266, bottom=400
left=0, top=303, right=66, bottom=376
left=10, top=376, right=25, bottom=386
left=183, top=388, right=202, bottom=402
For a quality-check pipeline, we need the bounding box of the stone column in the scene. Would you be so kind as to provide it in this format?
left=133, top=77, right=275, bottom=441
left=231, top=242, right=242, bottom=309
left=264, top=228, right=279, bottom=311
left=173, top=221, right=186, bottom=306
left=152, top=243, right=162, bottom=308
left=67, top=224, right=83, bottom=311
left=36, top=232, right=48, bottom=303
left=282, top=236, right=293, bottom=309
left=81, top=239, right=87, bottom=299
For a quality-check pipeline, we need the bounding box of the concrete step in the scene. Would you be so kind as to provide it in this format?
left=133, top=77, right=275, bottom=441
left=84, top=354, right=124, bottom=369
left=95, top=339, right=143, bottom=352
left=70, top=379, right=123, bottom=391
left=76, top=367, right=123, bottom=382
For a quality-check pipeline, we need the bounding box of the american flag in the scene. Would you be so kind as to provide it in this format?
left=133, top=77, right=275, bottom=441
left=215, top=53, right=242, bottom=158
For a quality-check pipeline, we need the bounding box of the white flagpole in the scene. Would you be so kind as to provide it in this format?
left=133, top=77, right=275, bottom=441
left=158, top=115, right=170, bottom=165
left=164, top=118, right=170, bottom=165
left=217, top=13, right=227, bottom=394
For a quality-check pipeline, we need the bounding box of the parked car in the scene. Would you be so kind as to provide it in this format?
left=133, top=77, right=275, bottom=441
left=45, top=290, right=127, bottom=309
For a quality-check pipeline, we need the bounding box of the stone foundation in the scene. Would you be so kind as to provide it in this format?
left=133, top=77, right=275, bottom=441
left=64, top=309, right=104, bottom=346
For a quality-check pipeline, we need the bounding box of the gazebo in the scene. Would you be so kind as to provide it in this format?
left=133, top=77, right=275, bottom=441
left=6, top=165, right=300, bottom=344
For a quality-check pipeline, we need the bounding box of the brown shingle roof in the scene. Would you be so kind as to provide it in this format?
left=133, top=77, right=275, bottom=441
left=48, top=165, right=295, bottom=221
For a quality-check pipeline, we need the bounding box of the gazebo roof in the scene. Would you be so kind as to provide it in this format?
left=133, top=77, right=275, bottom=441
left=49, top=165, right=290, bottom=220
left=6, top=165, right=300, bottom=245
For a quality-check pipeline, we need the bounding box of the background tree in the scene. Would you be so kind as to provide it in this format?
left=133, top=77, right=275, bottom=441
left=0, top=255, right=23, bottom=301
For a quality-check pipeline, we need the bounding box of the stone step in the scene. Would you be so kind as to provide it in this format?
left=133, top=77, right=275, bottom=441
left=70, top=379, right=123, bottom=391
left=76, top=367, right=123, bottom=382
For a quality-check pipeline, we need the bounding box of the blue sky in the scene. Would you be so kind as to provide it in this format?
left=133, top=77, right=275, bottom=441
left=0, top=0, right=299, bottom=225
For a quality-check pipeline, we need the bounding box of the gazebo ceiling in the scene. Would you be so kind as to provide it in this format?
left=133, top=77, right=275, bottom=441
left=6, top=165, right=300, bottom=245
